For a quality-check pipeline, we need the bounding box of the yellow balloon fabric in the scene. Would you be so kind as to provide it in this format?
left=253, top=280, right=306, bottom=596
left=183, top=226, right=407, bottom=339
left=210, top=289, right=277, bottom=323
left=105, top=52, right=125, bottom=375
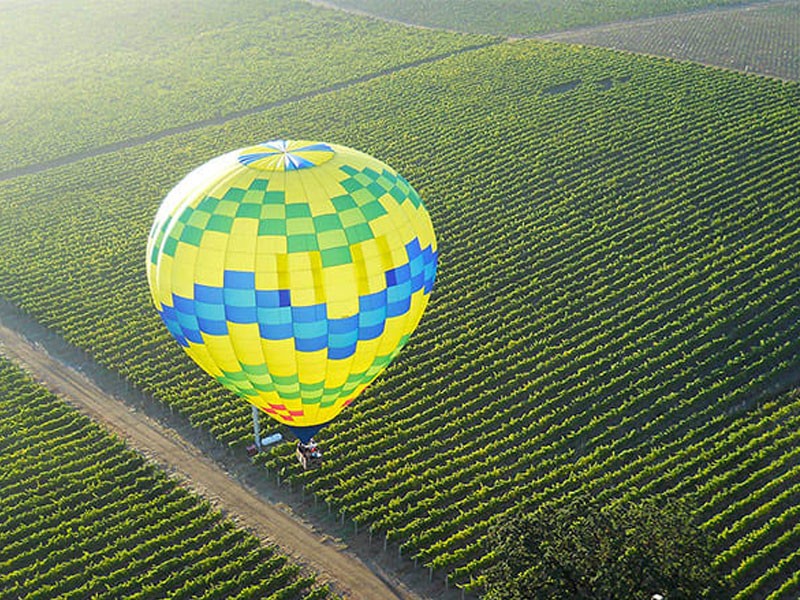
left=147, top=141, right=437, bottom=438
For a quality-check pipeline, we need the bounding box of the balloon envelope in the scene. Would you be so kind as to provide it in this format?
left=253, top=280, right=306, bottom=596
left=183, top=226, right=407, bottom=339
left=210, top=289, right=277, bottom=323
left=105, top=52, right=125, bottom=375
left=147, top=140, right=437, bottom=442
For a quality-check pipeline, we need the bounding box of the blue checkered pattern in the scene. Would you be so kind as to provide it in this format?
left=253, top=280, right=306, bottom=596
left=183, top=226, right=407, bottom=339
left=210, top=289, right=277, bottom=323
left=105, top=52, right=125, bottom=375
left=158, top=238, right=438, bottom=357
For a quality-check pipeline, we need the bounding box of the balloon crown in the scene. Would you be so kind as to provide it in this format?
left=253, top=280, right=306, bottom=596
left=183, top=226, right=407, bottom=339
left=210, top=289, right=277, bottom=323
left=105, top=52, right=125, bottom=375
left=237, top=140, right=335, bottom=171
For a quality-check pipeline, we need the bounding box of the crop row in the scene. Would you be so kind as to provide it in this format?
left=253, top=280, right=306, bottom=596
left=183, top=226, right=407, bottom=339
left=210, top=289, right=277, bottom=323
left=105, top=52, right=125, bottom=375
left=1, top=0, right=491, bottom=172
left=0, top=40, right=798, bottom=597
left=265, top=43, right=800, bottom=596
left=0, top=358, right=332, bottom=600
left=551, top=2, right=800, bottom=82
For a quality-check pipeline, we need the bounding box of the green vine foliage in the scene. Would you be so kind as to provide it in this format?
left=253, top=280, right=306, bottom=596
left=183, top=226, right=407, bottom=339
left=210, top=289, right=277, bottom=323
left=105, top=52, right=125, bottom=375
left=0, top=0, right=490, bottom=172
left=0, top=34, right=798, bottom=599
left=0, top=358, right=333, bottom=599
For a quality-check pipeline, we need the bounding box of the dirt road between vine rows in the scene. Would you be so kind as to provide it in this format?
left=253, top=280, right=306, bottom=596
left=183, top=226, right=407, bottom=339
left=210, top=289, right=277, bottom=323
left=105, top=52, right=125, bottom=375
left=0, top=318, right=419, bottom=600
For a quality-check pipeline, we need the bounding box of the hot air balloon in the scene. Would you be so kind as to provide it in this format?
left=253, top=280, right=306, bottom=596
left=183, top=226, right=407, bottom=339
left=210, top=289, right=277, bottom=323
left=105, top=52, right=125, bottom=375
left=146, top=140, right=437, bottom=465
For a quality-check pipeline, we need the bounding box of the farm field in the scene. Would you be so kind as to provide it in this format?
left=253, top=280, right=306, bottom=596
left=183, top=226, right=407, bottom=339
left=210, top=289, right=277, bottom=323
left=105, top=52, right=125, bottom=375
left=1, top=1, right=799, bottom=599
left=2, top=34, right=799, bottom=598
left=544, top=0, right=800, bottom=81
left=0, top=357, right=333, bottom=600
left=0, top=0, right=490, bottom=173
left=320, top=0, right=774, bottom=35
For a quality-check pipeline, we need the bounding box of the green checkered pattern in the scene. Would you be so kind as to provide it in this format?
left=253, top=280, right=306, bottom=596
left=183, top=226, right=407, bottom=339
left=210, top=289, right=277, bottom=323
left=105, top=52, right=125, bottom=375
left=151, top=164, right=423, bottom=268
left=216, top=341, right=403, bottom=409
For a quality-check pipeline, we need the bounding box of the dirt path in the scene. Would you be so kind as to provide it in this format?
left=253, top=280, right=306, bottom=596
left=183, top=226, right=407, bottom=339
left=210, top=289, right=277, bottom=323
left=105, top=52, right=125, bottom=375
left=531, top=0, right=795, bottom=40
left=0, top=316, right=421, bottom=600
left=311, top=0, right=792, bottom=40
left=307, top=0, right=472, bottom=35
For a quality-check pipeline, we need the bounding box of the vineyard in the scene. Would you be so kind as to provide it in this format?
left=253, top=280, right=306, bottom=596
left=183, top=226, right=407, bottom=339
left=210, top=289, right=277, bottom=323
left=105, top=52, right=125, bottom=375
left=0, top=357, right=333, bottom=600
left=321, top=0, right=774, bottom=35
left=545, top=0, right=800, bottom=81
left=0, top=0, right=489, bottom=173
left=1, top=2, right=799, bottom=599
